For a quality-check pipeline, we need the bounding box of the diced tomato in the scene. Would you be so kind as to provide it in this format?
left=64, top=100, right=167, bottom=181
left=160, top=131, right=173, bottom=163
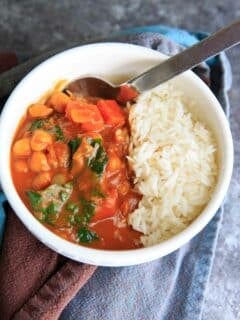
left=117, top=85, right=138, bottom=104
left=120, top=192, right=141, bottom=216
left=97, top=100, right=125, bottom=127
left=66, top=100, right=104, bottom=132
left=54, top=142, right=70, bottom=168
left=92, top=188, right=118, bottom=221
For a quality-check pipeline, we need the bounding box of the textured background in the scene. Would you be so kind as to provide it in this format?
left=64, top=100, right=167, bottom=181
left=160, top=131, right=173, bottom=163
left=0, top=1, right=240, bottom=319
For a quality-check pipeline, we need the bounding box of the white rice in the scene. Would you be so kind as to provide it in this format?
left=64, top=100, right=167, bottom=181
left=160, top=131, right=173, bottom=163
left=128, top=83, right=217, bottom=247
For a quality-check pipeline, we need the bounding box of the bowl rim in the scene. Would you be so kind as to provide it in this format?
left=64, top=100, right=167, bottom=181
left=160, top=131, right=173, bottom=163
left=0, top=42, right=234, bottom=266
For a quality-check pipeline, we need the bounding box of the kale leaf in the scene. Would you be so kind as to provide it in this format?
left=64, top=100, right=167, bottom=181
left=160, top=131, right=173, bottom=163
left=68, top=137, right=81, bottom=155
left=80, top=198, right=95, bottom=223
left=53, top=125, right=64, bottom=141
left=88, top=139, right=108, bottom=175
left=30, top=119, right=44, bottom=131
left=42, top=202, right=58, bottom=224
left=26, top=191, right=42, bottom=210
left=77, top=227, right=98, bottom=243
left=66, top=201, right=79, bottom=214
left=27, top=182, right=73, bottom=225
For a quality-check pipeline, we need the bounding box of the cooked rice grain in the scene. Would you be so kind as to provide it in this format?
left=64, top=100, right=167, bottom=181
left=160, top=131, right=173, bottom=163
left=128, top=84, right=217, bottom=247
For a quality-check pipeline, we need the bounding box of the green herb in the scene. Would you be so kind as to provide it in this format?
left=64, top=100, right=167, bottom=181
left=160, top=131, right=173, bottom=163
left=30, top=119, right=44, bottom=131
left=80, top=198, right=95, bottom=223
left=40, top=183, right=73, bottom=211
left=88, top=139, right=108, bottom=175
left=74, top=215, right=83, bottom=224
left=67, top=214, right=75, bottom=225
left=68, top=214, right=82, bottom=226
left=27, top=183, right=73, bottom=225
left=89, top=138, right=102, bottom=147
left=68, top=137, right=81, bottom=155
left=77, top=227, right=98, bottom=243
left=60, top=191, right=68, bottom=202
left=26, top=191, right=42, bottom=210
left=53, top=125, right=64, bottom=141
left=92, top=188, right=105, bottom=198
left=67, top=197, right=96, bottom=228
left=66, top=196, right=98, bottom=241
left=42, top=202, right=58, bottom=224
left=66, top=202, right=79, bottom=214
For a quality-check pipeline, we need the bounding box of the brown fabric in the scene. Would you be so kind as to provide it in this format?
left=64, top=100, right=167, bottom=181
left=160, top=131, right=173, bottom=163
left=0, top=205, right=97, bottom=320
left=0, top=54, right=97, bottom=320
left=14, top=262, right=96, bottom=320
left=0, top=52, right=17, bottom=73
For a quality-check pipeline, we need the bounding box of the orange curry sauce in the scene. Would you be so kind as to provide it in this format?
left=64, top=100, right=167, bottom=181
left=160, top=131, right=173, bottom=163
left=11, top=87, right=142, bottom=250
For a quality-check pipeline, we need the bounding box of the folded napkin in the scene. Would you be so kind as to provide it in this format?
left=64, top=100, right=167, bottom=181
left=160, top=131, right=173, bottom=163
left=0, top=26, right=232, bottom=320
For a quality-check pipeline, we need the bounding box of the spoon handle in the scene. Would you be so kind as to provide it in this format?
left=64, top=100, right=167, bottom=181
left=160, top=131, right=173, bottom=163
left=128, top=20, right=240, bottom=92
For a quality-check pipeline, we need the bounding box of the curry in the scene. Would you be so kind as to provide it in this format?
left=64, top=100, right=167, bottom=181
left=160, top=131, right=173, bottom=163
left=11, top=87, right=142, bottom=250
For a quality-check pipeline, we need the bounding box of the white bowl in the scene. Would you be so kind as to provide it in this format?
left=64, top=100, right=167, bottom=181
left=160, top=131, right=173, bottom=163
left=0, top=43, right=233, bottom=266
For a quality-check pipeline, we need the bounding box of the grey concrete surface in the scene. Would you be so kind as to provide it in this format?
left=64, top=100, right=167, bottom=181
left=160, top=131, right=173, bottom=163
left=0, top=1, right=240, bottom=319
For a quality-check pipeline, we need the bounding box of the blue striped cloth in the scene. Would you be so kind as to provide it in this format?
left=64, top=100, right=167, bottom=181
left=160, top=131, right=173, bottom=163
left=0, top=26, right=232, bottom=320
left=0, top=193, right=6, bottom=245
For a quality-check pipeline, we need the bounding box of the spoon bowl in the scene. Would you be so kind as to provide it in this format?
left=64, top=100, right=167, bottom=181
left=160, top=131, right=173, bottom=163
left=66, top=77, right=119, bottom=99
left=66, top=77, right=138, bottom=103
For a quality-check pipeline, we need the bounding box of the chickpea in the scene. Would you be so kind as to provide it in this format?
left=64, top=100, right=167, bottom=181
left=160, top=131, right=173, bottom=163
left=32, top=172, right=51, bottom=190
left=13, top=138, right=31, bottom=157
left=29, top=151, right=50, bottom=172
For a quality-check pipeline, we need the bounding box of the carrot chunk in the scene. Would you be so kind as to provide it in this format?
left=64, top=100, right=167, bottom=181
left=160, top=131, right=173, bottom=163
left=97, top=100, right=125, bottom=127
left=28, top=103, right=53, bottom=118
left=66, top=101, right=104, bottom=132
left=30, top=129, right=53, bottom=151
left=47, top=92, right=70, bottom=113
left=117, top=85, right=138, bottom=103
left=32, top=172, right=51, bottom=190
left=29, top=151, right=50, bottom=172
left=14, top=160, right=29, bottom=173
left=13, top=138, right=31, bottom=157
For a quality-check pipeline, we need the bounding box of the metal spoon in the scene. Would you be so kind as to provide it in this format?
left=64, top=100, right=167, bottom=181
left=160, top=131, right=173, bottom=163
left=66, top=20, right=240, bottom=101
